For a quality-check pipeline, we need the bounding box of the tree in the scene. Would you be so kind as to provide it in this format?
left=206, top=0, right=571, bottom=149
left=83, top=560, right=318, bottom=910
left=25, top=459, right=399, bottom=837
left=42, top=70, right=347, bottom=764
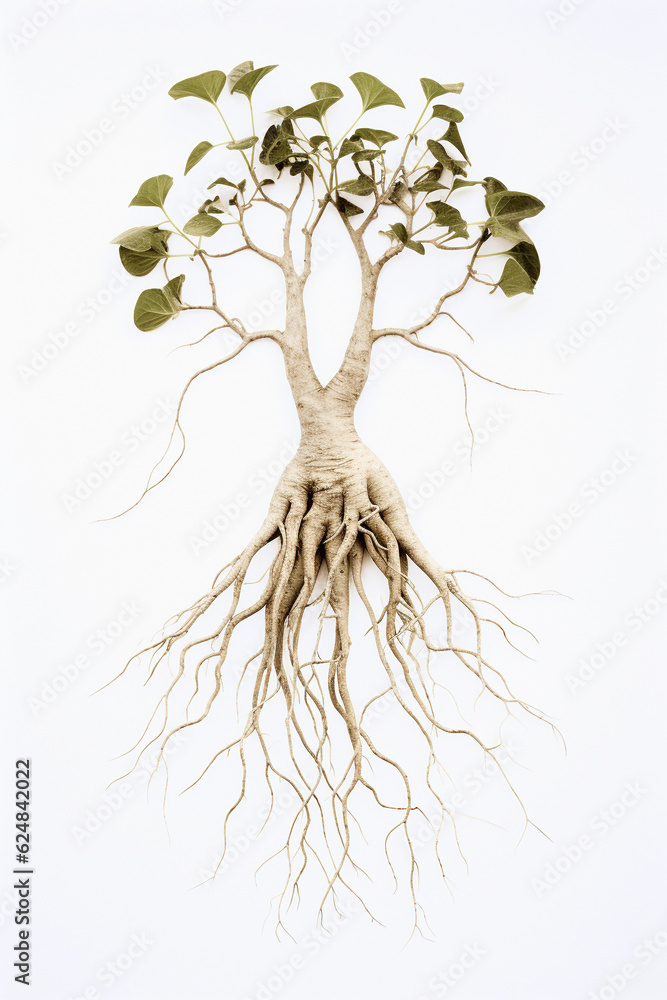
left=111, top=62, right=551, bottom=932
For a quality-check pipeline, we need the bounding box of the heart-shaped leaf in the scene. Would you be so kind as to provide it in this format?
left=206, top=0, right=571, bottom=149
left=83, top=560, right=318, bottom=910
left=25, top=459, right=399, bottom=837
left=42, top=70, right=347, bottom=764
left=310, top=81, right=343, bottom=101
left=486, top=190, right=545, bottom=223
left=427, top=201, right=469, bottom=239
left=335, top=195, right=364, bottom=217
left=168, top=71, right=225, bottom=105
left=483, top=176, right=508, bottom=213
left=259, top=124, right=293, bottom=166
left=352, top=149, right=382, bottom=162
left=427, top=141, right=467, bottom=177
left=231, top=64, right=277, bottom=99
left=431, top=104, right=464, bottom=123
left=227, top=61, right=253, bottom=90
left=339, top=138, right=363, bottom=157
left=349, top=72, right=404, bottom=112
left=129, top=175, right=173, bottom=209
left=286, top=98, right=340, bottom=123
left=111, top=226, right=169, bottom=253
left=505, top=241, right=541, bottom=283
left=183, top=214, right=223, bottom=236
left=385, top=222, right=424, bottom=253
left=411, top=167, right=447, bottom=192
left=119, top=246, right=166, bottom=277
left=352, top=127, right=398, bottom=147
left=207, top=176, right=238, bottom=190
left=338, top=175, right=375, bottom=196
left=134, top=276, right=185, bottom=331
left=498, top=257, right=535, bottom=297
left=420, top=78, right=464, bottom=102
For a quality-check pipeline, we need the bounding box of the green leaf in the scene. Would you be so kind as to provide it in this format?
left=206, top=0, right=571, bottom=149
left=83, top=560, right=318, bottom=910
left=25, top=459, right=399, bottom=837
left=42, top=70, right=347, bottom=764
left=164, top=274, right=185, bottom=303
left=352, top=149, right=382, bottom=162
left=259, top=124, right=293, bottom=166
left=111, top=226, right=169, bottom=253
left=226, top=136, right=258, bottom=150
left=198, top=196, right=226, bottom=214
left=168, top=71, right=225, bottom=105
left=485, top=216, right=530, bottom=244
left=431, top=104, right=464, bottom=123
left=498, top=257, right=535, bottom=297
left=269, top=105, right=294, bottom=117
left=427, top=200, right=469, bottom=239
left=339, top=138, right=363, bottom=157
left=231, top=64, right=277, bottom=99
left=505, top=241, right=541, bottom=283
left=207, top=176, right=238, bottom=190
left=441, top=122, right=469, bottom=164
left=289, top=159, right=314, bottom=182
left=119, top=246, right=166, bottom=277
left=451, top=178, right=482, bottom=193
left=427, top=139, right=447, bottom=162
left=385, top=222, right=424, bottom=253
left=129, top=175, right=173, bottom=209
left=185, top=141, right=214, bottom=175
left=411, top=168, right=447, bottom=193
left=420, top=78, right=464, bottom=102
left=183, top=213, right=223, bottom=236
left=311, top=81, right=343, bottom=101
left=388, top=180, right=409, bottom=205
left=389, top=222, right=408, bottom=243
left=227, top=61, right=253, bottom=90
left=308, top=135, right=329, bottom=148
left=483, top=176, right=507, bottom=213
left=349, top=72, right=404, bottom=112
left=426, top=141, right=467, bottom=177
left=134, top=279, right=184, bottom=331
left=486, top=190, right=545, bottom=223
left=352, top=127, right=398, bottom=147
left=335, top=195, right=364, bottom=217
left=338, top=175, right=375, bottom=196
left=285, top=98, right=340, bottom=123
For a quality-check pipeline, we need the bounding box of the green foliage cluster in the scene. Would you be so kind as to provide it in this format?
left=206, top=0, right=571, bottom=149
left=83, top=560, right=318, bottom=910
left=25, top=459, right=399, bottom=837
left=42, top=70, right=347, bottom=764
left=111, top=63, right=544, bottom=331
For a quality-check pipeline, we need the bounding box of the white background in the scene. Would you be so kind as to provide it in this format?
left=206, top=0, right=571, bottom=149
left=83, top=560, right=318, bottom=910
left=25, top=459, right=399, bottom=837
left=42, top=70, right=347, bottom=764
left=2, top=0, right=667, bottom=997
